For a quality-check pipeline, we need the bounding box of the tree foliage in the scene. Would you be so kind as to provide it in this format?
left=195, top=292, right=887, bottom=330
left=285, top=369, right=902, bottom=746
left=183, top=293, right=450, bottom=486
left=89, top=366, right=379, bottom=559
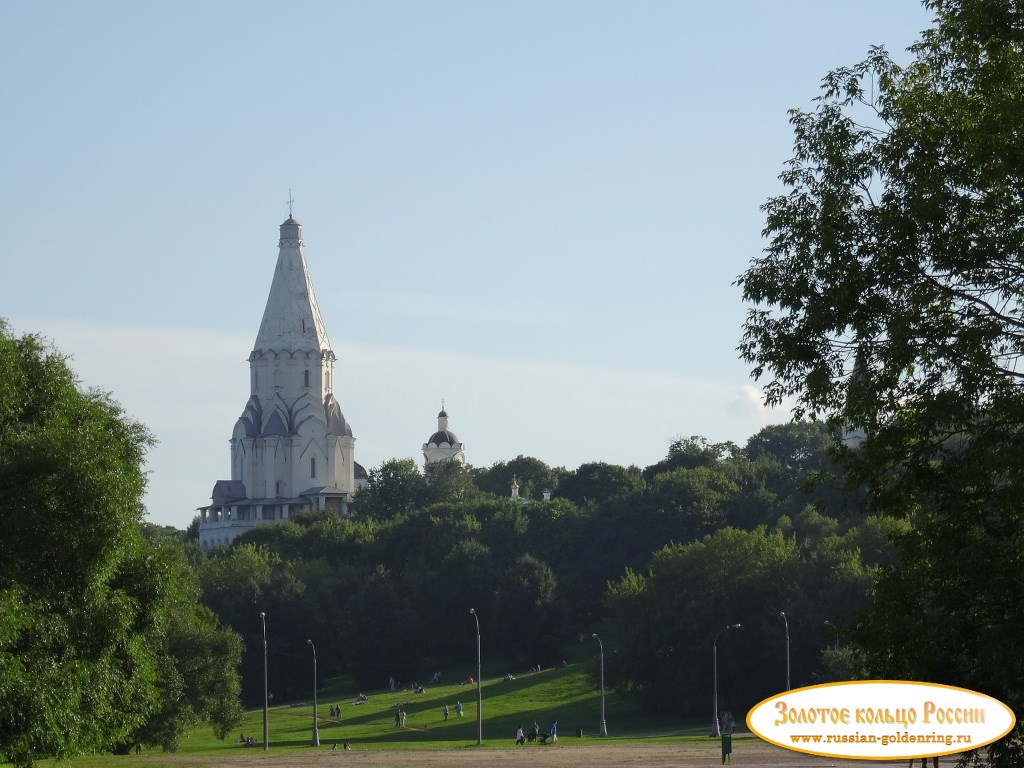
left=117, top=539, right=242, bottom=752
left=0, top=324, right=156, bottom=766
left=0, top=322, right=240, bottom=766
left=471, top=455, right=565, bottom=500
left=605, top=526, right=872, bottom=717
left=350, top=458, right=425, bottom=520
left=191, top=408, right=872, bottom=724
left=737, top=1, right=1024, bottom=760
left=555, top=461, right=644, bottom=507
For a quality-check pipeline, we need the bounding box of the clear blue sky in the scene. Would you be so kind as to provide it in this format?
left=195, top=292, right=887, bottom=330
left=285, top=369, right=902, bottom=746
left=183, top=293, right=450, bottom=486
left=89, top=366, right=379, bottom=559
left=2, top=1, right=933, bottom=527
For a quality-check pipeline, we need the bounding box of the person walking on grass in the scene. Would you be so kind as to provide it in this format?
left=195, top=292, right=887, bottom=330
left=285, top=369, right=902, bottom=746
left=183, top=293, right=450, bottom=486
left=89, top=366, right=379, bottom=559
left=550, top=720, right=558, bottom=744
left=443, top=704, right=449, bottom=722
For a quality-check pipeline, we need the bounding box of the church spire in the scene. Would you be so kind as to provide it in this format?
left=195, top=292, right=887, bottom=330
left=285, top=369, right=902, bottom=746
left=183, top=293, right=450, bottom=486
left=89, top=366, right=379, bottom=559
left=252, top=210, right=332, bottom=356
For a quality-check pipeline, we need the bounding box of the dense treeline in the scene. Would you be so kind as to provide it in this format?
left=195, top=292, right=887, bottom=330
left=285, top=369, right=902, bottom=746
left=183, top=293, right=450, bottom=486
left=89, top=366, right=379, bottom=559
left=192, top=421, right=896, bottom=720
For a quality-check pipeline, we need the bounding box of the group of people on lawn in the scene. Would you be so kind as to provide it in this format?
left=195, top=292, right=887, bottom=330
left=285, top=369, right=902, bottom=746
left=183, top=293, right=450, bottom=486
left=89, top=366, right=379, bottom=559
left=515, top=720, right=557, bottom=745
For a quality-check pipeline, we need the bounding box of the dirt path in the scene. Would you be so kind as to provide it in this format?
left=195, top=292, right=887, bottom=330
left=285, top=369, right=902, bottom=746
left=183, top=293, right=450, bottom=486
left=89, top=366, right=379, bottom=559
left=151, top=741, right=933, bottom=767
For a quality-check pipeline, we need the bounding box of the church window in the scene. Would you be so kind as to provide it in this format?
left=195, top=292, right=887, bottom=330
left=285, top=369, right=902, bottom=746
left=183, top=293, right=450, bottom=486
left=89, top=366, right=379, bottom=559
left=304, top=370, right=310, bottom=388
left=275, top=481, right=281, bottom=496
left=310, top=457, right=317, bottom=478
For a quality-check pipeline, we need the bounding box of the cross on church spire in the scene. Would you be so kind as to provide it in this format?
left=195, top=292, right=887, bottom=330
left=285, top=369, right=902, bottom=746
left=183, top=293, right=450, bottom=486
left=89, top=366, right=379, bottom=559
left=287, top=189, right=295, bottom=218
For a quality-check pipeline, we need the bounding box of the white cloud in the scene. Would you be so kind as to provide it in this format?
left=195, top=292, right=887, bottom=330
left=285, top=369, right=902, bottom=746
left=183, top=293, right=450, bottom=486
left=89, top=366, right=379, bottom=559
left=730, top=383, right=769, bottom=417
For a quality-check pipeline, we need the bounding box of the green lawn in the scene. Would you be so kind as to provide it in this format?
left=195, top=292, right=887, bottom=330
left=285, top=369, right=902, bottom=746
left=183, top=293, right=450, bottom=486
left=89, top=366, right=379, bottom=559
left=198, top=663, right=704, bottom=750
left=34, top=663, right=735, bottom=767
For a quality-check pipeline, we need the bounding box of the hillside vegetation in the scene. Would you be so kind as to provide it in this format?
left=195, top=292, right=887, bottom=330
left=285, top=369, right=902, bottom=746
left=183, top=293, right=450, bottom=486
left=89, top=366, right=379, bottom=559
left=190, top=426, right=891, bottom=720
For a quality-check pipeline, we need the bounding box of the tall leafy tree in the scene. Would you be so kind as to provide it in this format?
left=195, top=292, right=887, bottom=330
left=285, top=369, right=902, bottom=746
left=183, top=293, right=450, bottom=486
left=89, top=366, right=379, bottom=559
left=0, top=323, right=240, bottom=766
left=492, top=554, right=565, bottom=662
left=350, top=458, right=425, bottom=520
left=197, top=543, right=307, bottom=703
left=556, top=461, right=644, bottom=507
left=118, top=539, right=242, bottom=752
left=422, top=459, right=481, bottom=506
left=472, top=455, right=565, bottom=499
left=605, top=526, right=871, bottom=716
left=345, top=565, right=422, bottom=687
left=642, top=436, right=738, bottom=481
left=0, top=324, right=156, bottom=767
left=736, top=1, right=1024, bottom=761
left=605, top=527, right=804, bottom=716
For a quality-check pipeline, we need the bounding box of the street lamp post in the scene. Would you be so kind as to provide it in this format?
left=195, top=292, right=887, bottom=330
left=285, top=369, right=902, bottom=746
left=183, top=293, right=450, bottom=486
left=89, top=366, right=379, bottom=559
left=260, top=612, right=269, bottom=751
left=592, top=633, right=608, bottom=736
left=469, top=609, right=482, bottom=745
left=307, top=640, right=320, bottom=746
left=824, top=620, right=840, bottom=650
left=713, top=623, right=742, bottom=737
left=779, top=611, right=791, bottom=691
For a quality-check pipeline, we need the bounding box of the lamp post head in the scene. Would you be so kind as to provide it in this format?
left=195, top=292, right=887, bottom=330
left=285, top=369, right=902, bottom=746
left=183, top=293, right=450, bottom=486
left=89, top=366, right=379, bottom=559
left=730, top=623, right=743, bottom=629
left=592, top=633, right=598, bottom=639
left=824, top=619, right=833, bottom=627
left=779, top=611, right=785, bottom=618
left=469, top=608, right=476, bottom=615
left=260, top=611, right=265, bottom=618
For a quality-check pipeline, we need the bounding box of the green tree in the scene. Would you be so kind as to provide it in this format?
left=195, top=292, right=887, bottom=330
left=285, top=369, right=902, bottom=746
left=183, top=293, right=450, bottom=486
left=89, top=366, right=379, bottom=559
left=197, top=543, right=307, bottom=703
left=814, top=646, right=868, bottom=684
left=345, top=565, right=421, bottom=687
left=351, top=458, right=425, bottom=520
left=642, top=435, right=738, bottom=481
left=472, top=455, right=565, bottom=500
left=0, top=323, right=240, bottom=766
left=422, top=459, right=480, bottom=506
left=736, top=2, right=1024, bottom=760
left=0, top=324, right=156, bottom=767
left=119, top=539, right=242, bottom=752
left=744, top=422, right=834, bottom=476
left=492, top=554, right=565, bottom=662
left=605, top=527, right=804, bottom=715
left=646, top=465, right=739, bottom=533
left=556, top=461, right=644, bottom=507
